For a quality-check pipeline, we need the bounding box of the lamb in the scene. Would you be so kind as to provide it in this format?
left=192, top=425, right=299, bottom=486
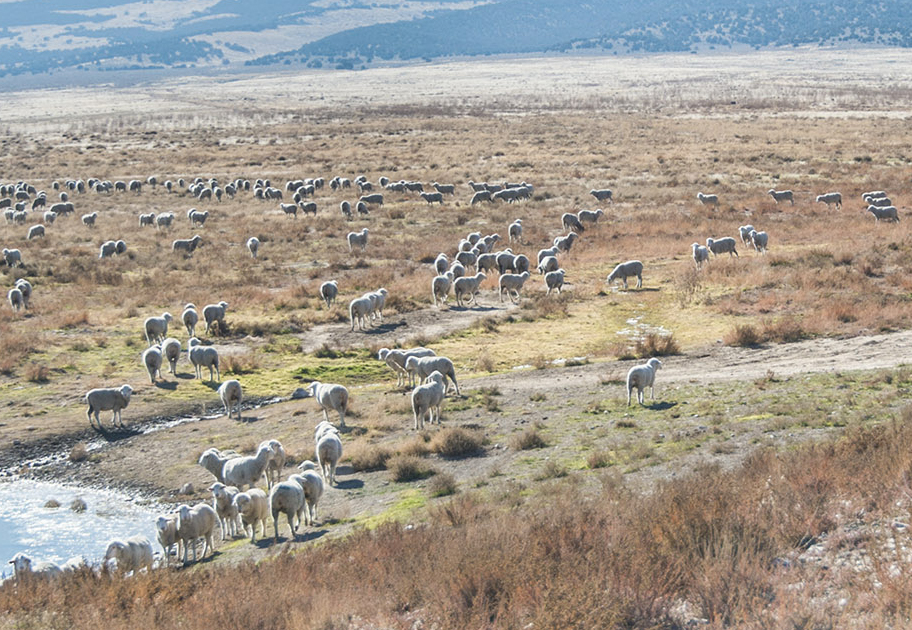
left=290, top=471, right=324, bottom=527
left=172, top=234, right=202, bottom=255
left=347, top=228, right=369, bottom=252
left=304, top=381, right=349, bottom=427
left=142, top=345, right=163, bottom=383
left=432, top=271, right=454, bottom=307
left=315, top=427, right=343, bottom=486
left=577, top=208, right=604, bottom=227
left=8, top=287, right=23, bottom=311
left=697, top=192, right=719, bottom=209
left=8, top=553, right=62, bottom=580
left=453, top=272, right=486, bottom=307
left=404, top=355, right=460, bottom=396
left=208, top=482, right=241, bottom=539
left=553, top=232, right=579, bottom=253
left=867, top=205, right=899, bottom=222
left=378, top=347, right=436, bottom=387
left=349, top=295, right=374, bottom=331
left=692, top=243, right=710, bottom=268
left=606, top=260, right=644, bottom=290
left=156, top=515, right=180, bottom=564
left=738, top=225, right=756, bottom=245
left=218, top=379, right=243, bottom=420
left=767, top=189, right=794, bottom=205
left=470, top=190, right=493, bottom=204
left=411, top=370, right=447, bottom=430
left=561, top=213, right=585, bottom=233
left=144, top=312, right=173, bottom=346
left=626, top=358, right=663, bottom=406
left=81, top=212, right=98, bottom=227
left=706, top=237, right=739, bottom=258
left=181, top=303, right=199, bottom=337
left=815, top=192, right=842, bottom=210
left=85, top=384, right=133, bottom=430
left=233, top=489, right=269, bottom=543
left=590, top=189, right=613, bottom=202
left=26, top=224, right=45, bottom=240
left=508, top=219, right=523, bottom=243
left=223, top=444, right=274, bottom=490
left=246, top=236, right=260, bottom=258
left=749, top=230, right=769, bottom=253
left=499, top=271, right=531, bottom=303
left=269, top=480, right=305, bottom=542
left=104, top=536, right=154, bottom=574
left=260, top=439, right=287, bottom=489
left=177, top=503, right=218, bottom=563
left=320, top=280, right=339, bottom=308
left=420, top=191, right=444, bottom=204
left=188, top=337, right=220, bottom=381
left=202, top=301, right=229, bottom=334
left=545, top=268, right=566, bottom=295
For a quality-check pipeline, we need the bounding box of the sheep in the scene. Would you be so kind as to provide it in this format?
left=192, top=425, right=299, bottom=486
left=815, top=192, right=842, bottom=210
left=737, top=225, right=755, bottom=246
left=142, top=345, right=163, bottom=383
left=378, top=347, right=437, bottom=387
left=477, top=252, right=499, bottom=274
left=349, top=295, right=373, bottom=331
left=706, top=237, right=739, bottom=258
left=577, top=208, right=605, bottom=227
left=366, top=287, right=388, bottom=321
left=538, top=255, right=560, bottom=275
left=434, top=253, right=449, bottom=275
left=85, top=384, right=133, bottom=430
left=470, top=190, right=493, bottom=204
left=514, top=254, right=530, bottom=275
left=156, top=515, right=180, bottom=564
left=347, top=227, right=369, bottom=252
left=43, top=210, right=57, bottom=224
left=246, top=236, right=260, bottom=258
left=304, top=381, right=349, bottom=427
left=359, top=193, right=384, bottom=206
left=314, top=419, right=339, bottom=442
left=768, top=189, right=794, bottom=205
left=692, top=243, right=710, bottom=268
left=8, top=287, right=23, bottom=311
left=432, top=271, right=454, bottom=308
left=404, top=355, right=460, bottom=396
left=104, top=536, right=154, bottom=574
left=411, top=370, right=447, bottom=430
left=545, top=268, right=566, bottom=295
left=198, top=447, right=235, bottom=483
left=449, top=260, right=466, bottom=279
left=561, top=212, right=585, bottom=233
left=697, top=192, right=719, bottom=209
left=453, top=272, right=486, bottom=307
left=280, top=202, right=298, bottom=218
left=432, top=182, right=456, bottom=195
left=749, top=230, right=769, bottom=253
left=299, top=201, right=317, bottom=216
left=15, top=279, right=32, bottom=307
left=115, top=239, right=127, bottom=255
left=269, top=480, right=305, bottom=542
left=495, top=249, right=516, bottom=274
left=606, top=260, right=644, bottom=290
left=537, top=246, right=560, bottom=265
left=144, top=312, right=173, bottom=346
left=340, top=200, right=353, bottom=220
left=290, top=470, right=324, bottom=527
left=468, top=180, right=487, bottom=192
left=356, top=201, right=370, bottom=217
left=867, top=205, right=900, bottom=222
left=223, top=444, right=274, bottom=491
left=185, top=335, right=219, bottom=378
left=172, top=234, right=202, bottom=255
left=456, top=249, right=478, bottom=272
left=202, top=301, right=229, bottom=334
left=233, top=489, right=269, bottom=543
left=2, top=248, right=22, bottom=267
left=209, top=482, right=241, bottom=539
left=315, top=428, right=343, bottom=486
left=26, top=224, right=45, bottom=240
left=177, top=503, right=218, bottom=563
left=866, top=196, right=893, bottom=207
left=156, top=212, right=175, bottom=229
left=590, top=189, right=613, bottom=202
left=260, top=439, right=287, bottom=489
left=420, top=191, right=444, bottom=204
left=499, top=271, right=531, bottom=303
left=81, top=212, right=98, bottom=227
left=8, top=553, right=62, bottom=580
left=138, top=212, right=155, bottom=228
left=553, top=232, right=579, bottom=253
left=320, top=280, right=339, bottom=308
left=626, top=358, right=663, bottom=406
left=182, top=303, right=199, bottom=337
left=218, top=379, right=243, bottom=420
left=507, top=219, right=523, bottom=244
left=99, top=240, right=119, bottom=259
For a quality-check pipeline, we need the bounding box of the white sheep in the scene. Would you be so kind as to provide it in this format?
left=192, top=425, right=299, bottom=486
left=223, top=444, right=274, bottom=490
left=738, top=225, right=756, bottom=245
left=82, top=212, right=98, bottom=227
left=508, top=219, right=523, bottom=244
left=404, top=355, right=460, bottom=396
left=545, top=268, right=566, bottom=295
left=868, top=205, right=899, bottom=222
left=161, top=338, right=181, bottom=374
left=188, top=338, right=220, bottom=381
left=553, top=232, right=579, bottom=253
left=8, top=287, right=23, bottom=311
left=320, top=280, right=338, bottom=308
left=340, top=200, right=353, bottom=220
left=218, top=379, right=243, bottom=420
left=449, top=260, right=466, bottom=279
left=706, top=237, right=739, bottom=258
left=411, top=370, right=447, bottom=430
left=198, top=447, right=234, bottom=483
left=44, top=210, right=57, bottom=224
left=99, top=241, right=118, bottom=259
left=304, top=381, right=349, bottom=427
left=453, top=272, right=486, bottom=307
left=470, top=190, right=493, bottom=204
left=172, top=234, right=202, bottom=255
left=290, top=471, right=324, bottom=527
left=269, top=480, right=305, bottom=542
left=499, top=271, right=531, bottom=303
left=767, top=189, right=794, bottom=205
left=189, top=210, right=210, bottom=227
left=208, top=482, right=241, bottom=539
left=347, top=228, right=369, bottom=252
left=366, top=287, right=388, bottom=321
left=144, top=312, right=173, bottom=346
left=233, top=488, right=269, bottom=543
left=432, top=271, right=454, bottom=307
left=142, top=345, right=163, bottom=383
left=8, top=553, right=62, bottom=580
left=815, top=192, right=842, bottom=210
left=182, top=303, right=199, bottom=337
left=316, top=428, right=343, bottom=486
left=590, top=189, right=613, bottom=202
left=202, top=301, right=229, bottom=334
left=246, top=236, right=260, bottom=258
left=3, top=248, right=22, bottom=267
left=156, top=514, right=180, bottom=564
left=697, top=192, right=719, bottom=209
left=561, top=213, right=585, bottom=233
left=577, top=208, right=604, bottom=227
left=156, top=212, right=175, bottom=229
left=606, top=260, right=644, bottom=290
left=378, top=347, right=437, bottom=387
left=434, top=253, right=449, bottom=275
left=538, top=255, right=559, bottom=275
left=177, top=503, right=218, bottom=563
left=692, top=243, right=710, bottom=268
left=14, top=279, right=31, bottom=308
left=104, top=536, right=154, bottom=574
left=85, top=384, right=133, bottom=430
left=260, top=439, right=287, bottom=489
left=26, top=224, right=45, bottom=240
left=626, top=358, right=663, bottom=406
left=749, top=230, right=769, bottom=253
left=349, top=295, right=373, bottom=331
left=138, top=213, right=155, bottom=227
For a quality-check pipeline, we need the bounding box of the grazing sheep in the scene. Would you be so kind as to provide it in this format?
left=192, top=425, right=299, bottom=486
left=260, top=439, right=287, bottom=489
left=269, top=480, right=305, bottom=542
left=8, top=553, right=62, bottom=580
left=470, top=190, right=493, bottom=204
left=156, top=515, right=180, bottom=564
left=626, top=358, right=663, bottom=406
left=499, top=271, right=531, bottom=303
left=26, top=224, right=45, bottom=240
left=202, top=301, right=229, bottom=334
left=738, top=225, right=755, bottom=246
left=453, top=272, right=486, bottom=307
left=15, top=279, right=31, bottom=307
left=315, top=428, right=343, bottom=486
left=749, top=230, right=769, bottom=253
left=320, top=280, right=339, bottom=308
left=815, top=192, right=842, bottom=210
left=340, top=200, right=353, bottom=220
left=359, top=193, right=384, bottom=206
left=188, top=338, right=220, bottom=381
left=182, top=303, right=199, bottom=337
left=218, top=379, right=243, bottom=420
left=85, top=384, right=133, bottom=430
left=577, top=208, right=604, bottom=227
left=590, top=189, right=613, bottom=202
left=404, top=355, right=460, bottom=396
left=356, top=201, right=370, bottom=216
left=411, top=370, right=447, bottom=430
left=420, top=191, right=444, bottom=204
left=378, top=347, right=437, bottom=387
left=208, top=482, right=240, bottom=539
left=299, top=201, right=317, bottom=216
left=246, top=236, right=259, bottom=258
left=768, top=189, right=794, bottom=205
left=233, top=489, right=269, bottom=543
left=223, top=444, right=274, bottom=490
left=706, top=237, right=739, bottom=257
left=867, top=205, right=900, bottom=222
left=290, top=471, right=324, bottom=526
left=172, top=234, right=202, bottom=255
left=8, top=287, right=23, bottom=311
left=347, top=227, right=369, bottom=252
left=144, top=312, right=173, bottom=346
left=432, top=271, right=454, bottom=308
left=538, top=255, right=560, bottom=275
left=142, top=345, right=163, bottom=383
left=177, top=503, right=218, bottom=563
left=81, top=212, right=98, bottom=227
left=545, top=268, right=566, bottom=295
left=561, top=212, right=585, bottom=233
left=104, top=536, right=154, bottom=574
left=697, top=192, right=719, bottom=209
left=432, top=182, right=456, bottom=195
left=606, top=260, right=644, bottom=290
left=304, top=381, right=349, bottom=427
left=161, top=338, right=181, bottom=374
left=692, top=243, right=710, bottom=268
left=349, top=295, right=373, bottom=331
left=115, top=239, right=127, bottom=255
left=553, top=232, right=579, bottom=253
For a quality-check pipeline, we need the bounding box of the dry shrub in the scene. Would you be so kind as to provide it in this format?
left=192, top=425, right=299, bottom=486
left=396, top=435, right=431, bottom=458
left=346, top=442, right=391, bottom=472
left=519, top=294, right=570, bottom=322
left=24, top=363, right=50, bottom=383
left=760, top=316, right=806, bottom=343
left=725, top=323, right=762, bottom=347
left=586, top=449, right=612, bottom=469
left=387, top=454, right=436, bottom=482
left=427, top=472, right=458, bottom=497
left=430, top=427, right=485, bottom=458
left=511, top=428, right=547, bottom=450
left=223, top=351, right=261, bottom=375
left=474, top=352, right=495, bottom=373
left=634, top=332, right=680, bottom=357
left=57, top=310, right=90, bottom=329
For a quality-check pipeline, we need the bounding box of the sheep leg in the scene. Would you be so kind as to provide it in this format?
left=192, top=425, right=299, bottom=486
left=273, top=513, right=280, bottom=542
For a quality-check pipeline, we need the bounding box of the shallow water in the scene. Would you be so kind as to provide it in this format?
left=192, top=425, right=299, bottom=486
left=0, top=479, right=161, bottom=576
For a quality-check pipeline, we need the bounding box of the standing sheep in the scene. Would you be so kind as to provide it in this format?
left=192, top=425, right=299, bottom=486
left=269, top=480, right=305, bottom=542
left=161, top=338, right=181, bottom=374
left=626, top=358, right=663, bottom=406
left=404, top=355, right=460, bottom=396
left=815, top=192, right=842, bottom=210
left=85, top=384, right=133, bottom=430
left=349, top=295, right=373, bottom=331
left=453, top=272, right=486, bottom=307
left=499, top=271, right=531, bottom=303
left=347, top=228, right=369, bottom=252
left=15, top=279, right=32, bottom=308
left=432, top=271, right=454, bottom=308
left=545, top=268, right=566, bottom=295
left=222, top=444, right=274, bottom=490
left=768, top=189, right=794, bottom=205
left=749, top=230, right=769, bottom=253
left=188, top=337, right=220, bottom=382
left=218, top=379, right=243, bottom=420
left=177, top=503, right=218, bottom=563
left=26, top=224, right=45, bottom=240
left=315, top=427, right=343, bottom=486
left=304, top=381, right=349, bottom=428
left=8, top=287, right=23, bottom=311
left=156, top=515, right=180, bottom=564
left=378, top=347, right=437, bottom=387
left=606, top=260, right=644, bottom=290
left=104, top=536, right=154, bottom=574
left=697, top=192, right=719, bottom=209
left=692, top=243, right=710, bottom=268
left=144, top=312, right=173, bottom=346
left=233, top=489, right=269, bottom=543
left=706, top=237, right=739, bottom=258
left=141, top=345, right=163, bottom=384
left=320, top=280, right=338, bottom=308
left=182, top=303, right=199, bottom=337
left=202, top=301, right=229, bottom=334
left=290, top=471, right=324, bottom=527
left=561, top=213, right=585, bottom=233
left=411, top=371, right=447, bottom=430
left=208, top=482, right=241, bottom=539
left=246, top=237, right=260, bottom=258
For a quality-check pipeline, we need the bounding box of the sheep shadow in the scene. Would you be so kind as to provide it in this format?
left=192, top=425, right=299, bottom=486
left=237, top=415, right=260, bottom=423
left=154, top=380, right=178, bottom=391
left=447, top=304, right=501, bottom=313
left=361, top=320, right=407, bottom=335
left=334, top=478, right=364, bottom=490
left=92, top=425, right=142, bottom=441
left=200, top=381, right=221, bottom=391
left=176, top=373, right=196, bottom=380
left=643, top=401, right=677, bottom=411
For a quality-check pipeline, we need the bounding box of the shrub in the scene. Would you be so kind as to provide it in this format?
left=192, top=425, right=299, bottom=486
left=725, top=324, right=762, bottom=347
left=634, top=333, right=680, bottom=357
left=387, top=454, right=436, bottom=482
left=431, top=427, right=485, bottom=458
left=586, top=449, right=612, bottom=469
left=346, top=443, right=392, bottom=472
left=24, top=363, right=50, bottom=383
left=427, top=472, right=458, bottom=497
left=511, top=428, right=547, bottom=450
